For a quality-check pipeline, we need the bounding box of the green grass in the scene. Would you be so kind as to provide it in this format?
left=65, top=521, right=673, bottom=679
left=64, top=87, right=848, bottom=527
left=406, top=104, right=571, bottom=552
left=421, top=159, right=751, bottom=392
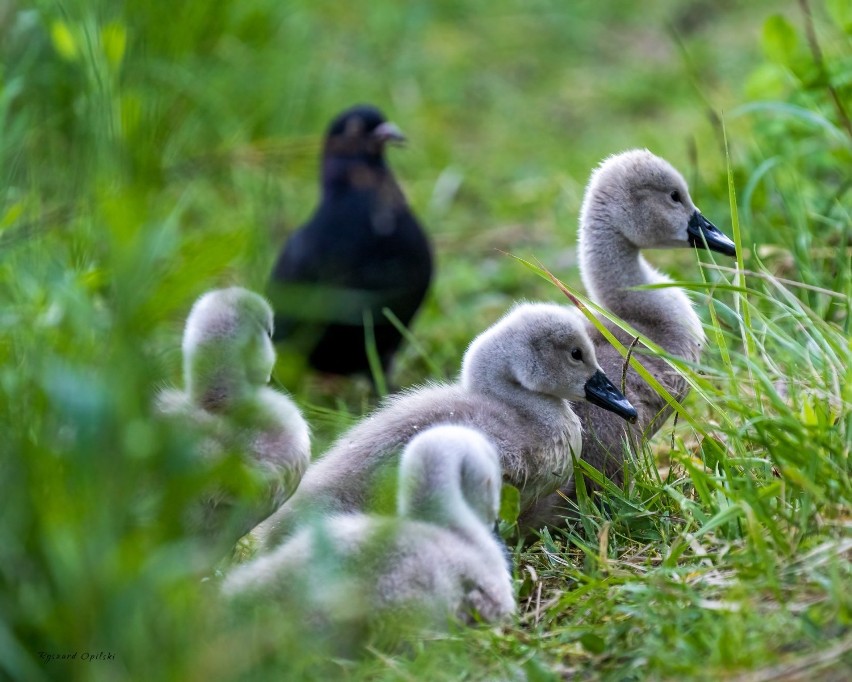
left=1, top=0, right=851, bottom=680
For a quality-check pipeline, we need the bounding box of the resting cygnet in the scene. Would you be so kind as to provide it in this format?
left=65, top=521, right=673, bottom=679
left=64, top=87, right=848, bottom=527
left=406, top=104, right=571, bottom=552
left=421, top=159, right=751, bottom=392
left=520, top=149, right=736, bottom=530
left=157, top=287, right=310, bottom=542
left=223, top=425, right=514, bottom=637
left=255, top=302, right=636, bottom=547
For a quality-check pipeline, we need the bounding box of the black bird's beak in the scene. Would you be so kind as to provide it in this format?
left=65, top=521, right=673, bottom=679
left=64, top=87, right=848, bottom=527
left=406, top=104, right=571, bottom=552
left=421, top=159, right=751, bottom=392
left=687, top=211, right=737, bottom=257
left=373, top=121, right=406, bottom=145
left=584, top=370, right=638, bottom=423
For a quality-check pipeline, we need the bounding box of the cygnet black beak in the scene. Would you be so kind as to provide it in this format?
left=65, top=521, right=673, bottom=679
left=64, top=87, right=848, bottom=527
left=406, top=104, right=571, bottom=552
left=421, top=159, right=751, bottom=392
left=687, top=211, right=737, bottom=257
left=584, top=370, right=638, bottom=423
left=372, top=121, right=406, bottom=145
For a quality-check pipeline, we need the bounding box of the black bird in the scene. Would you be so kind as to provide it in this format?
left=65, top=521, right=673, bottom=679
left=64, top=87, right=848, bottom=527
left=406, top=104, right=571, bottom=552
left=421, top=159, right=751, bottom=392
left=268, top=105, right=433, bottom=380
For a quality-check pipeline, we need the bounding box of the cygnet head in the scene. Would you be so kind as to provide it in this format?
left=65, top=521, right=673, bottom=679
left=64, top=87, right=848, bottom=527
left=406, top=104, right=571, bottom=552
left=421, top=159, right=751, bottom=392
left=397, top=425, right=501, bottom=528
left=461, top=303, right=637, bottom=422
left=581, top=149, right=736, bottom=257
left=182, top=287, right=276, bottom=408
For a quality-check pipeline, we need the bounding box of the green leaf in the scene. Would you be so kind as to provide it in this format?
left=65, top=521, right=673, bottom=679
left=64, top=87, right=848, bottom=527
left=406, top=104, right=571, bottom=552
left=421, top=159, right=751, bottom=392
left=101, top=22, right=128, bottom=70
left=523, top=658, right=560, bottom=682
left=50, top=20, right=79, bottom=62
left=694, top=503, right=743, bottom=539
left=826, top=0, right=852, bottom=34
left=700, top=436, right=727, bottom=471
left=744, top=63, right=789, bottom=103
left=580, top=632, right=606, bottom=654
left=499, top=483, right=520, bottom=524
left=762, top=15, right=798, bottom=66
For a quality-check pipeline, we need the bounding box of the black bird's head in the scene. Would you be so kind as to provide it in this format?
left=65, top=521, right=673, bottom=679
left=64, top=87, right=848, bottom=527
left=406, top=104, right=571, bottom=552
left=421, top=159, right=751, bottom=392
left=324, top=105, right=406, bottom=164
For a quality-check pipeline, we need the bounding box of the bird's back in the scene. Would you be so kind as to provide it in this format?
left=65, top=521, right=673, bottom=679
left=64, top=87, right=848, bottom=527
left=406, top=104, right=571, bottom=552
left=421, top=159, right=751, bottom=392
left=229, top=513, right=513, bottom=630
left=269, top=174, right=432, bottom=375
left=256, top=379, right=582, bottom=548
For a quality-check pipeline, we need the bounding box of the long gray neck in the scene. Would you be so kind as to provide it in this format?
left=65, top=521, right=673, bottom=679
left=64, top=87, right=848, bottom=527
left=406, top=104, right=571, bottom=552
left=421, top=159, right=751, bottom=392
left=579, top=218, right=703, bottom=358
left=401, top=451, right=484, bottom=533
left=186, top=359, right=252, bottom=414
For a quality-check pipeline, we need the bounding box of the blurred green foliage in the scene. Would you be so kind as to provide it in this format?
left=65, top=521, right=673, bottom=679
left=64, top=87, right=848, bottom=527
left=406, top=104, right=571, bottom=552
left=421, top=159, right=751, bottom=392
left=1, top=0, right=850, bottom=680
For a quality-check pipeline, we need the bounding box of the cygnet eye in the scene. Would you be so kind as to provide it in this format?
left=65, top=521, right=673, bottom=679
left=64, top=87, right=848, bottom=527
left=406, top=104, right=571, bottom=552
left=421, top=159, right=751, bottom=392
left=571, top=348, right=583, bottom=361
left=670, top=190, right=682, bottom=204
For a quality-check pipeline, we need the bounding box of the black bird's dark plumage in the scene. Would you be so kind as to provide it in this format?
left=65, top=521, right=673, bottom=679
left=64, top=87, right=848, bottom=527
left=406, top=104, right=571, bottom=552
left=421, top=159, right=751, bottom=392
left=269, top=105, right=433, bottom=378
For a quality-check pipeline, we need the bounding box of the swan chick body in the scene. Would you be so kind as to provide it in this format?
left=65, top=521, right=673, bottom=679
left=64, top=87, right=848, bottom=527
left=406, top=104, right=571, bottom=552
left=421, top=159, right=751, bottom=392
left=255, top=301, right=635, bottom=547
left=520, top=149, right=736, bottom=530
left=157, top=287, right=311, bottom=541
left=223, top=425, right=514, bottom=638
